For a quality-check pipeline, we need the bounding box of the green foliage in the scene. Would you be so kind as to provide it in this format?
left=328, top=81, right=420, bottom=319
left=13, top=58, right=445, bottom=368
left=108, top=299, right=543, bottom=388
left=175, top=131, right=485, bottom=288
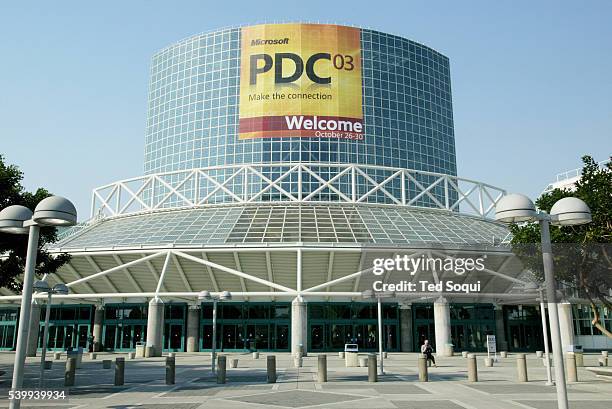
left=509, top=155, right=612, bottom=337
left=0, top=155, right=70, bottom=291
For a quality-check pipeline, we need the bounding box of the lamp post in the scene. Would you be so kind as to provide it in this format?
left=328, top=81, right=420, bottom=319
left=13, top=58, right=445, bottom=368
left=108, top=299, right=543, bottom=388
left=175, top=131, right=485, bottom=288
left=0, top=197, right=77, bottom=409
left=538, top=287, right=554, bottom=386
left=363, top=290, right=394, bottom=376
left=495, top=194, right=591, bottom=409
left=34, top=281, right=69, bottom=387
left=198, top=290, right=232, bottom=374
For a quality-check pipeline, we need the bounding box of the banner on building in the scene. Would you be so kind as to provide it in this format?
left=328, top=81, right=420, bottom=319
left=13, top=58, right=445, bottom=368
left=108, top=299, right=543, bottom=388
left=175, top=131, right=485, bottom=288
left=239, top=24, right=364, bottom=141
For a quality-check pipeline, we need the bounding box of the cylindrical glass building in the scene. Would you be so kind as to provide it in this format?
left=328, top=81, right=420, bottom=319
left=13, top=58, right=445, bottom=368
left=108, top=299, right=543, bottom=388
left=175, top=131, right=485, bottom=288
left=144, top=25, right=456, bottom=176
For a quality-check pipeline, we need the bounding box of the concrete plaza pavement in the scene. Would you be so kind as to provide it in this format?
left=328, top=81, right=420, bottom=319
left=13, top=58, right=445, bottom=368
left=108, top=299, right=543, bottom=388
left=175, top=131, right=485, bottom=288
left=0, top=351, right=611, bottom=409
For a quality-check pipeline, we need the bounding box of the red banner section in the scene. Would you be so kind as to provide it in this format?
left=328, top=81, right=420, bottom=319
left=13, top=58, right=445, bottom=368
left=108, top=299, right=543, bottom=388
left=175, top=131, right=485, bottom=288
left=239, top=115, right=364, bottom=141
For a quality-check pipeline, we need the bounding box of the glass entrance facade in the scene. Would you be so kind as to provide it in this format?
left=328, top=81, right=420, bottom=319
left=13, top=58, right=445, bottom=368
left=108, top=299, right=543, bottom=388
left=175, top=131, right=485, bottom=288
left=413, top=304, right=496, bottom=352
left=504, top=305, right=545, bottom=352
left=0, top=308, right=18, bottom=351
left=103, top=304, right=148, bottom=351
left=308, top=302, right=399, bottom=352
left=163, top=304, right=186, bottom=352
left=200, top=302, right=290, bottom=351
left=37, top=305, right=93, bottom=351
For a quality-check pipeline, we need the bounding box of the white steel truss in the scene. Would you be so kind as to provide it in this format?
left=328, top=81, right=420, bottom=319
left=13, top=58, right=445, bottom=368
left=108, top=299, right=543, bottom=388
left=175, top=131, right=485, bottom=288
left=88, top=163, right=505, bottom=220
left=0, top=248, right=537, bottom=305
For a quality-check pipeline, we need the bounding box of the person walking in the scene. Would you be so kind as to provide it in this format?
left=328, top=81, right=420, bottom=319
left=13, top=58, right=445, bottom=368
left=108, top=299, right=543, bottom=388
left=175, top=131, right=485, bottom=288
left=421, top=339, right=437, bottom=367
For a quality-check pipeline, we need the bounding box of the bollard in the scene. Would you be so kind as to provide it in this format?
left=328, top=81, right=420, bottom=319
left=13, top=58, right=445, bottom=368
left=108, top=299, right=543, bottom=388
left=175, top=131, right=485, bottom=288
left=318, top=354, right=327, bottom=383
left=115, top=357, right=125, bottom=386
left=500, top=351, right=508, bottom=358
left=484, top=357, right=493, bottom=367
left=217, top=355, right=227, bottom=384
left=168, top=352, right=175, bottom=358
left=267, top=355, right=276, bottom=383
left=54, top=352, right=61, bottom=360
left=44, top=360, right=53, bottom=370
left=368, top=354, right=377, bottom=383
left=566, top=353, right=578, bottom=382
left=358, top=356, right=368, bottom=367
left=294, top=356, right=303, bottom=368
left=574, top=352, right=584, bottom=367
left=516, top=354, right=528, bottom=382
left=65, top=357, right=76, bottom=387
left=230, top=358, right=238, bottom=368
left=102, top=359, right=111, bottom=369
left=145, top=346, right=153, bottom=358
left=383, top=351, right=388, bottom=359
left=536, top=351, right=543, bottom=358
left=338, top=351, right=345, bottom=359
left=166, top=356, right=175, bottom=385
left=90, top=352, right=97, bottom=360
left=462, top=351, right=468, bottom=358
left=127, top=352, right=135, bottom=360
left=467, top=354, right=478, bottom=382
left=252, top=351, right=259, bottom=359
left=418, top=354, right=428, bottom=382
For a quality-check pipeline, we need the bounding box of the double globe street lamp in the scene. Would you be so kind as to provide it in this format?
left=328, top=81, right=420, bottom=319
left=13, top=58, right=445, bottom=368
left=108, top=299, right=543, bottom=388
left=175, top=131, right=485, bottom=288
left=0, top=196, right=77, bottom=409
left=198, top=290, right=232, bottom=374
left=495, top=194, right=591, bottom=409
left=33, top=280, right=69, bottom=387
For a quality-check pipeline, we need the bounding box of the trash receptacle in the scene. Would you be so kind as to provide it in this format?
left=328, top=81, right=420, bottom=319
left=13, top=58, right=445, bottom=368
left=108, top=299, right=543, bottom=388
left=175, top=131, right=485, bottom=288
left=344, top=343, right=359, bottom=367
left=445, top=343, right=454, bottom=357
left=135, top=342, right=146, bottom=358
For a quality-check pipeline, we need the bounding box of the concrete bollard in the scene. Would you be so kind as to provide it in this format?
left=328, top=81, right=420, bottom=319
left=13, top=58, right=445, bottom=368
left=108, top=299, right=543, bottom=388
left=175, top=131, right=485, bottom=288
left=359, top=356, right=368, bottom=367
left=115, top=357, right=125, bottom=386
left=536, top=351, right=543, bottom=358
left=368, top=354, right=377, bottom=383
left=127, top=352, right=135, bottom=360
left=500, top=351, right=508, bottom=358
left=383, top=351, right=388, bottom=359
left=574, top=352, right=584, bottom=367
left=462, top=351, right=468, bottom=358
left=253, top=351, right=259, bottom=359
left=267, top=355, right=276, bottom=383
left=516, top=354, right=528, bottom=382
left=484, top=357, right=493, bottom=367
left=418, top=354, right=428, bottom=382
left=90, top=352, right=97, bottom=360
left=102, top=359, right=111, bottom=369
left=145, top=346, right=153, bottom=358
left=65, top=357, right=76, bottom=387
left=44, top=360, right=53, bottom=370
left=217, top=355, right=227, bottom=384
left=467, top=354, right=478, bottom=382
left=318, top=354, right=327, bottom=383
left=166, top=356, right=175, bottom=385
left=230, top=358, right=238, bottom=368
left=294, top=356, right=303, bottom=368
left=168, top=352, right=175, bottom=358
left=338, top=351, right=345, bottom=359
left=54, top=352, right=61, bottom=360
left=566, top=353, right=578, bottom=382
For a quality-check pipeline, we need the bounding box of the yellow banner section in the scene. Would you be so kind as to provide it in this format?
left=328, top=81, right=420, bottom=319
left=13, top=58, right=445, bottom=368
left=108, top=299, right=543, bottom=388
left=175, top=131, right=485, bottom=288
left=239, top=24, right=363, bottom=141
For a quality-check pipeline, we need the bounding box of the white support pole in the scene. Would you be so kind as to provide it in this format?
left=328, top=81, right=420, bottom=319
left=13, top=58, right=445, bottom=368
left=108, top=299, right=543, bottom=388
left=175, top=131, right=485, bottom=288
left=155, top=252, right=172, bottom=296
left=297, top=249, right=302, bottom=293
left=539, top=289, right=553, bottom=386
left=378, top=297, right=384, bottom=375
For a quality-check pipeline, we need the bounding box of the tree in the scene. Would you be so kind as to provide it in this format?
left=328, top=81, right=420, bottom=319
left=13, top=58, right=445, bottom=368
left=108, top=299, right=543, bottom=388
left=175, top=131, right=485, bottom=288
left=0, top=155, right=70, bottom=291
left=510, top=155, right=612, bottom=338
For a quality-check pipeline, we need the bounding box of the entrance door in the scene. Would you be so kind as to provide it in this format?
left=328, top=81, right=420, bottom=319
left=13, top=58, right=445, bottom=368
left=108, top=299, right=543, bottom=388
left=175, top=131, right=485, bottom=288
left=246, top=324, right=269, bottom=350
left=275, top=324, right=289, bottom=350
left=104, top=325, right=117, bottom=351
left=310, top=324, right=325, bottom=351
left=221, top=324, right=241, bottom=350
left=164, top=323, right=183, bottom=351
left=414, top=323, right=435, bottom=351
left=77, top=325, right=89, bottom=349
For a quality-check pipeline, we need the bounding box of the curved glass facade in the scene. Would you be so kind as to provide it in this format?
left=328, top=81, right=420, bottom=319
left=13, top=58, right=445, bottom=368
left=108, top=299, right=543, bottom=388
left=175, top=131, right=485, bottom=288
left=144, top=24, right=456, bottom=178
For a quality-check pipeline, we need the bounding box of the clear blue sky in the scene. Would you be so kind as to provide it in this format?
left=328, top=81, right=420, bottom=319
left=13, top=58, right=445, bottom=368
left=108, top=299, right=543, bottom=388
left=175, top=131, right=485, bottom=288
left=1, top=0, right=610, bottom=219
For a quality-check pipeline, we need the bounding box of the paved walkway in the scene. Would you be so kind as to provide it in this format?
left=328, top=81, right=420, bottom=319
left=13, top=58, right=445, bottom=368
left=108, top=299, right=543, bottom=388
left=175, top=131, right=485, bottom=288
left=0, top=352, right=610, bottom=408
